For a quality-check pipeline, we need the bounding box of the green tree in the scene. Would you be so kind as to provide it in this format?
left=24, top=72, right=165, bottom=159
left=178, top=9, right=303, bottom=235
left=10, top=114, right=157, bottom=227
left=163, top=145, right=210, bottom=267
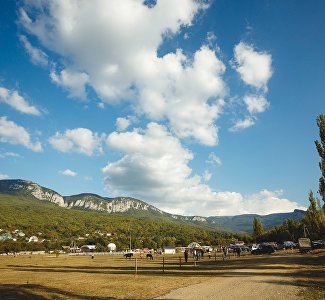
left=252, top=217, right=264, bottom=239
left=304, top=191, right=325, bottom=239
left=315, top=114, right=325, bottom=205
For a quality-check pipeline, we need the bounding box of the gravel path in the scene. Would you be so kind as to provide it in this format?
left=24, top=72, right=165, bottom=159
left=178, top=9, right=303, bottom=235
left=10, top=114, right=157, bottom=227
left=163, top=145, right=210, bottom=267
left=156, top=266, right=300, bottom=300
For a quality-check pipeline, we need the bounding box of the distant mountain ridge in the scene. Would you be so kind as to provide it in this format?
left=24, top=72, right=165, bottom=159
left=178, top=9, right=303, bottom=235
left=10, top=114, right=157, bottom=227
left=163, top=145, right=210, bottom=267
left=0, top=179, right=306, bottom=232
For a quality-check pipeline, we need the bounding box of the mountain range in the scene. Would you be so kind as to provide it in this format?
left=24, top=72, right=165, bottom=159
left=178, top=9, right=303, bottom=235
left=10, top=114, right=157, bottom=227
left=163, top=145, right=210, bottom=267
left=0, top=179, right=305, bottom=233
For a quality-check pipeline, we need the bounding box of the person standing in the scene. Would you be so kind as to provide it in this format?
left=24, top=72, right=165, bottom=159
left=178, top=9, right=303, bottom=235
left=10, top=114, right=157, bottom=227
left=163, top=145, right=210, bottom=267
left=184, top=249, right=189, bottom=263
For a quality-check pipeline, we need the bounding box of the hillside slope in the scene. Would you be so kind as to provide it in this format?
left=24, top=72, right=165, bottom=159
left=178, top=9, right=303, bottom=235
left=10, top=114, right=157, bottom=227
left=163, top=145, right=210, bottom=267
left=0, top=179, right=305, bottom=232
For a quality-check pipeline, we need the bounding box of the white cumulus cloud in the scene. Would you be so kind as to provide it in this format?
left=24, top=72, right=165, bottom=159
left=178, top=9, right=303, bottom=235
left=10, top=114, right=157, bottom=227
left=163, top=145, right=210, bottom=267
left=244, top=94, right=270, bottom=114
left=60, top=169, right=77, bottom=177
left=102, top=123, right=303, bottom=216
left=212, top=190, right=306, bottom=216
left=233, top=42, right=273, bottom=91
left=0, top=116, right=42, bottom=152
left=0, top=86, right=41, bottom=116
left=50, top=68, right=89, bottom=100
left=49, top=128, right=105, bottom=156
left=229, top=117, right=255, bottom=132
left=116, top=116, right=135, bottom=132
left=230, top=42, right=272, bottom=132
left=0, top=173, right=10, bottom=180
left=19, top=0, right=226, bottom=145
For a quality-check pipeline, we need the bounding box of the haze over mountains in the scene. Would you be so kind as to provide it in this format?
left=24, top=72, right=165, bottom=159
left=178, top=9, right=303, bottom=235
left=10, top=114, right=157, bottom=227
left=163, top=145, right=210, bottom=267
left=0, top=179, right=305, bottom=233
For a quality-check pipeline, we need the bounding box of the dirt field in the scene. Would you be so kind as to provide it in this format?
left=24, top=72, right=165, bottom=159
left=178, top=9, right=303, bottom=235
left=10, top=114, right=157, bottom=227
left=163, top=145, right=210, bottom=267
left=0, top=250, right=324, bottom=299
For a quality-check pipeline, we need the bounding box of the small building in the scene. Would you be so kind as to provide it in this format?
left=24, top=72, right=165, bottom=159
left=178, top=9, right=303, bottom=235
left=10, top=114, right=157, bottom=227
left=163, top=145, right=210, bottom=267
left=107, top=243, right=117, bottom=252
left=80, top=245, right=96, bottom=252
left=28, top=236, right=39, bottom=243
left=0, top=235, right=13, bottom=240
left=164, top=246, right=176, bottom=254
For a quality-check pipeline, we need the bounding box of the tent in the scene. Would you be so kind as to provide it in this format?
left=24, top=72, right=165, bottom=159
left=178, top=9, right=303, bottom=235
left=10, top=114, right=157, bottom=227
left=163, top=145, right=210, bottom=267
left=107, top=243, right=117, bottom=252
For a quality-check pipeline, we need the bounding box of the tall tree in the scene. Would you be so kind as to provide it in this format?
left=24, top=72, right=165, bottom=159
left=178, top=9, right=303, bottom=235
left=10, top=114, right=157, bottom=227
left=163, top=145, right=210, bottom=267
left=304, top=191, right=325, bottom=239
left=315, top=114, right=325, bottom=205
left=252, top=217, right=264, bottom=239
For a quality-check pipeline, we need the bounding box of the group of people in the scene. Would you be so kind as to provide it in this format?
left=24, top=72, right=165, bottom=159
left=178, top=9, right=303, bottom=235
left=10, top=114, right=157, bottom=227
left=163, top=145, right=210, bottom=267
left=222, top=246, right=242, bottom=258
left=183, top=248, right=204, bottom=262
left=183, top=246, right=243, bottom=263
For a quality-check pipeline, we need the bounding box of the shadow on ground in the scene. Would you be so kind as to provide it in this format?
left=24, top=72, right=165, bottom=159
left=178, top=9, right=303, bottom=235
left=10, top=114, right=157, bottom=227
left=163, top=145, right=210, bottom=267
left=0, top=284, right=118, bottom=300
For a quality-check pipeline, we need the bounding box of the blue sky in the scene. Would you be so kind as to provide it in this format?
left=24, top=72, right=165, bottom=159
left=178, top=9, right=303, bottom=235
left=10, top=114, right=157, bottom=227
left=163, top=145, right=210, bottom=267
left=0, top=0, right=324, bottom=216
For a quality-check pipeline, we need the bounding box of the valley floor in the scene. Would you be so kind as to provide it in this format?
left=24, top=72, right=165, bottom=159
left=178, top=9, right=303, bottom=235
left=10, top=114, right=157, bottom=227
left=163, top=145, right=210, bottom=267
left=0, top=250, right=324, bottom=299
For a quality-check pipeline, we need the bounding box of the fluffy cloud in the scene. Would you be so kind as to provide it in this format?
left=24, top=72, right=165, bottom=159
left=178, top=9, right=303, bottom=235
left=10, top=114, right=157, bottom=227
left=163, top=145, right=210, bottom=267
left=0, top=86, right=41, bottom=116
left=229, top=117, right=255, bottom=132
left=230, top=42, right=272, bottom=132
left=103, top=122, right=197, bottom=202
left=116, top=117, right=134, bottom=132
left=19, top=0, right=226, bottom=145
left=49, top=128, right=105, bottom=156
left=212, top=190, right=306, bottom=216
left=102, top=123, right=303, bottom=216
left=19, top=35, right=48, bottom=67
left=0, top=116, right=42, bottom=152
left=60, top=169, right=77, bottom=177
left=0, top=173, right=10, bottom=180
left=137, top=47, right=226, bottom=145
left=50, top=69, right=89, bottom=100
left=244, top=94, right=270, bottom=114
left=233, top=42, right=273, bottom=91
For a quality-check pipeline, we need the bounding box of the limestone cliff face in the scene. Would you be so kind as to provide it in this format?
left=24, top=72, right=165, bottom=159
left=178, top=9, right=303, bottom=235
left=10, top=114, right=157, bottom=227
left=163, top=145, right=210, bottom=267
left=0, top=179, right=167, bottom=215
left=0, top=179, right=65, bottom=207
left=1, top=180, right=202, bottom=221
left=64, top=194, right=165, bottom=214
left=27, top=182, right=65, bottom=207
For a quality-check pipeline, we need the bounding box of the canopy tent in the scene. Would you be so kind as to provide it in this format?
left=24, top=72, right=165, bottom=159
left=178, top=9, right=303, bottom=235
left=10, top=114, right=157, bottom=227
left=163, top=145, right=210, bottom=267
left=187, top=242, right=201, bottom=249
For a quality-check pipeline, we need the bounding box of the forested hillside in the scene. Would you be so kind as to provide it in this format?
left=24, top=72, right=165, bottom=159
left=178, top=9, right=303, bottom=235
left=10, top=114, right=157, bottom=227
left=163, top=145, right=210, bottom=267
left=0, top=194, right=243, bottom=252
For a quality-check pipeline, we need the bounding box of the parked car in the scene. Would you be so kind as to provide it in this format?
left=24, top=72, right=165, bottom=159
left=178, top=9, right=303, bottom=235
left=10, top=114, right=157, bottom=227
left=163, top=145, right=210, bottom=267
left=251, top=244, right=275, bottom=255
left=312, top=240, right=325, bottom=249
left=283, top=241, right=297, bottom=249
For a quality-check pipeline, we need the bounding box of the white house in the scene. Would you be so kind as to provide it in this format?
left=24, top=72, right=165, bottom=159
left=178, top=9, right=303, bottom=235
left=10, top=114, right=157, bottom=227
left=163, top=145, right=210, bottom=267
left=80, top=245, right=96, bottom=252
left=164, top=246, right=176, bottom=254
left=28, top=236, right=39, bottom=243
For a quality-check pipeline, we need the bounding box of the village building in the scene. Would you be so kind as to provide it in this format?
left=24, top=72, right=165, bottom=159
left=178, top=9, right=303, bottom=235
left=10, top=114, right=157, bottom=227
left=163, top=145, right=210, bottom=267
left=163, top=246, right=176, bottom=254
left=0, top=235, right=12, bottom=240
left=28, top=236, right=39, bottom=243
left=80, top=245, right=96, bottom=252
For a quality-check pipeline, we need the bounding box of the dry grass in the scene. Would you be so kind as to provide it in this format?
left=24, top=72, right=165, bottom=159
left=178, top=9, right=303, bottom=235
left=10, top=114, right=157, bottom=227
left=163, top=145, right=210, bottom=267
left=0, top=250, right=324, bottom=299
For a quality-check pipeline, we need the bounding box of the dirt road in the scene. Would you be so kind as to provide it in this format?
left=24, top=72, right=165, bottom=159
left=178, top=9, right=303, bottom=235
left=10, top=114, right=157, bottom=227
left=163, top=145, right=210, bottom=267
left=157, top=268, right=299, bottom=299
left=156, top=252, right=321, bottom=300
